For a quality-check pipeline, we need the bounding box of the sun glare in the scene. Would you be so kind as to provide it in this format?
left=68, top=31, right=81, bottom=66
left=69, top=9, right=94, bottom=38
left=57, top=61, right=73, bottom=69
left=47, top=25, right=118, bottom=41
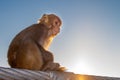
left=69, top=60, right=93, bottom=75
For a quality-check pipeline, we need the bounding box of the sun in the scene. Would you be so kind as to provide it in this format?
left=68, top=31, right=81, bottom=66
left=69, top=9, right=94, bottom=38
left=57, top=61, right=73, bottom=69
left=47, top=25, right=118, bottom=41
left=69, top=60, right=93, bottom=74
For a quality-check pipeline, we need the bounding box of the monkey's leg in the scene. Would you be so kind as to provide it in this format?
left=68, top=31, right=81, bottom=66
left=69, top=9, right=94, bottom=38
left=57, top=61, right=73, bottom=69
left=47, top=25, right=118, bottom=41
left=41, top=62, right=60, bottom=71
left=14, top=41, right=43, bottom=70
left=42, top=62, right=66, bottom=71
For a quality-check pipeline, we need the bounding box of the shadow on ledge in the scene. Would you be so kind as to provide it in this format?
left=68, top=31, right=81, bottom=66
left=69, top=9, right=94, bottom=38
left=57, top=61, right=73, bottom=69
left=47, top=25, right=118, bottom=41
left=0, top=67, right=119, bottom=80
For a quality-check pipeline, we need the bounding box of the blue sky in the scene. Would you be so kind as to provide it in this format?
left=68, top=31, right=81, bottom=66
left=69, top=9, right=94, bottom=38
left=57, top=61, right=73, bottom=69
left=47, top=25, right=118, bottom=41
left=0, top=0, right=120, bottom=77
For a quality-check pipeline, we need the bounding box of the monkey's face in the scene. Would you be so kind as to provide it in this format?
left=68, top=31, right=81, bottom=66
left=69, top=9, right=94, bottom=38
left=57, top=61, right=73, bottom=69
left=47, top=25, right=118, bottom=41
left=39, top=14, right=62, bottom=36
left=50, top=14, right=62, bottom=35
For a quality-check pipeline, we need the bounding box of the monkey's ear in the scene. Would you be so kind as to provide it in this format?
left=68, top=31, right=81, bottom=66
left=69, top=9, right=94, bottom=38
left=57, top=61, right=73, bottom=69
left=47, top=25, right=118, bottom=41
left=43, top=14, right=47, bottom=16
left=38, top=14, right=49, bottom=24
left=37, top=19, right=40, bottom=23
left=43, top=15, right=49, bottom=23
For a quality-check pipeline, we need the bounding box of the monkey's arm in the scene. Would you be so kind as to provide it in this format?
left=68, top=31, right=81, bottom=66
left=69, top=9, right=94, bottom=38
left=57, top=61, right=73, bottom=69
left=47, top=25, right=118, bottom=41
left=35, top=41, right=62, bottom=71
left=40, top=50, right=66, bottom=71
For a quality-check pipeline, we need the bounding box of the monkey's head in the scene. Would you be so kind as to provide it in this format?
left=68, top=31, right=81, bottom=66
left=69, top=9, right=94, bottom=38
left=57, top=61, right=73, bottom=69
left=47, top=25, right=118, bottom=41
left=38, top=14, right=62, bottom=36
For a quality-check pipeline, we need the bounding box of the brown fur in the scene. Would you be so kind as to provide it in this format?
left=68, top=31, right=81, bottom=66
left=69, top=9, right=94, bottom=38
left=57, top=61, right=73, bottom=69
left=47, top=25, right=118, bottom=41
left=7, top=14, right=64, bottom=71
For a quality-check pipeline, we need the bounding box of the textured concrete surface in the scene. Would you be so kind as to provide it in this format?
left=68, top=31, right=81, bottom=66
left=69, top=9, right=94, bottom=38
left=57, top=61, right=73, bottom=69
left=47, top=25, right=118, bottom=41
left=0, top=67, right=120, bottom=80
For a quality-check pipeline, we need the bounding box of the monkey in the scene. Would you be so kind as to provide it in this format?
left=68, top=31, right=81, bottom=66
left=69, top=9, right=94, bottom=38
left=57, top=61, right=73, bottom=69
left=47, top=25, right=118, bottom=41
left=7, top=14, right=65, bottom=71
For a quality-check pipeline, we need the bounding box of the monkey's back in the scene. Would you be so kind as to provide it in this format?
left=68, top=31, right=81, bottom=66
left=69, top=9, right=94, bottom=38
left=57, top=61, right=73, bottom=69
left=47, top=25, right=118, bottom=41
left=7, top=23, right=48, bottom=69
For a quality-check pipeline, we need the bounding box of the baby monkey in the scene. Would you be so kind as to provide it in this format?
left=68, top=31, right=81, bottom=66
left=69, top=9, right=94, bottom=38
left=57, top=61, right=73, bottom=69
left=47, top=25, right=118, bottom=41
left=7, top=14, right=65, bottom=71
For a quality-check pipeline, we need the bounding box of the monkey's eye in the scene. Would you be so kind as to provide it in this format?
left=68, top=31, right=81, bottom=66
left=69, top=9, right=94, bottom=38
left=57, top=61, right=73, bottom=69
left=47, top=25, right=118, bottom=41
left=55, top=21, right=58, bottom=25
left=54, top=21, right=60, bottom=26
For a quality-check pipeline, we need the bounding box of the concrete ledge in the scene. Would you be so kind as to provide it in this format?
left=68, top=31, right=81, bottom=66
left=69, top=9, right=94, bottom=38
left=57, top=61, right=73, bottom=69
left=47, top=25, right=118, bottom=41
left=0, top=67, right=119, bottom=80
